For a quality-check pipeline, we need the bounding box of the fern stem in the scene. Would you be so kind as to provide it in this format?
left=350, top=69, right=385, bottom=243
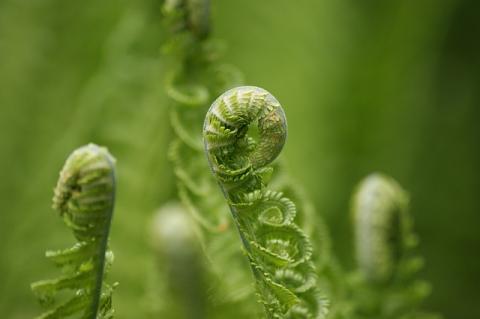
left=90, top=151, right=116, bottom=318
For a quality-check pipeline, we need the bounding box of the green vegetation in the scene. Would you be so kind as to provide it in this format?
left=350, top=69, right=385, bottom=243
left=204, top=86, right=326, bottom=318
left=0, top=0, right=478, bottom=318
left=31, top=144, right=116, bottom=318
left=347, top=174, right=440, bottom=319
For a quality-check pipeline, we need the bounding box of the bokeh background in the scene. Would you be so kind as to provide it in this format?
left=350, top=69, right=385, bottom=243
left=0, top=0, right=479, bottom=318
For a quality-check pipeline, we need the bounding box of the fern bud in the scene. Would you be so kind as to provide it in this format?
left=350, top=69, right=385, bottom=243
left=53, top=144, right=116, bottom=241
left=151, top=202, right=209, bottom=319
left=32, top=144, right=117, bottom=319
left=352, top=173, right=409, bottom=284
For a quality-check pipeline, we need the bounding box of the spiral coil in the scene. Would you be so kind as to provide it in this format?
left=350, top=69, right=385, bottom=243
left=352, top=173, right=409, bottom=283
left=204, top=86, right=326, bottom=318
left=31, top=144, right=117, bottom=319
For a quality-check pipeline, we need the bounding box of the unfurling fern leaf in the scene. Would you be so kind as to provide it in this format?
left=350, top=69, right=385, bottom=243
left=150, top=202, right=209, bottom=319
left=31, top=144, right=117, bottom=319
left=349, top=173, right=441, bottom=319
left=352, top=173, right=409, bottom=284
left=204, top=86, right=327, bottom=319
left=161, top=1, right=260, bottom=317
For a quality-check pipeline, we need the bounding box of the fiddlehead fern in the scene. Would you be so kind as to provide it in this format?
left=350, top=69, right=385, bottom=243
left=352, top=173, right=409, bottom=284
left=162, top=1, right=259, bottom=316
left=163, top=0, right=243, bottom=232
left=348, top=173, right=440, bottom=319
left=31, top=144, right=117, bottom=319
left=149, top=202, right=209, bottom=319
left=204, top=86, right=327, bottom=319
left=162, top=2, right=331, bottom=317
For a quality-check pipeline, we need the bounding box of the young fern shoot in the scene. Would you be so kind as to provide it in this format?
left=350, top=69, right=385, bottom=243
left=163, top=0, right=243, bottom=233
left=162, top=2, right=261, bottom=315
left=204, top=86, right=326, bottom=319
left=150, top=202, right=209, bottom=319
left=353, top=173, right=409, bottom=284
left=31, top=144, right=117, bottom=319
left=350, top=173, right=440, bottom=319
left=163, top=2, right=330, bottom=316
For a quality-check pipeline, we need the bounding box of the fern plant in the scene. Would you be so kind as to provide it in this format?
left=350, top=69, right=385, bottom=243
left=31, top=144, right=117, bottom=319
left=149, top=202, right=209, bottom=319
left=163, top=0, right=243, bottom=233
left=347, top=173, right=440, bottom=319
left=204, top=86, right=327, bottom=319
left=161, top=1, right=264, bottom=316
left=162, top=1, right=332, bottom=317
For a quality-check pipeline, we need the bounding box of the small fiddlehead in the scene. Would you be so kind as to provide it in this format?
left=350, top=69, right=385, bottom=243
left=352, top=173, right=409, bottom=284
left=204, top=86, right=326, bottom=319
left=31, top=144, right=117, bottom=319
left=349, top=173, right=440, bottom=319
left=150, top=202, right=209, bottom=319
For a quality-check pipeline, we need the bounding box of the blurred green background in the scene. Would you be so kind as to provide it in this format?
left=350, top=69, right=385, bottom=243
left=0, top=0, right=478, bottom=318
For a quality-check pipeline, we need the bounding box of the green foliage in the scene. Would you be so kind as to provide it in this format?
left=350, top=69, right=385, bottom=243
left=1, top=1, right=477, bottom=318
left=345, top=173, right=440, bottom=319
left=149, top=202, right=209, bottom=319
left=31, top=144, right=117, bottom=319
left=204, top=86, right=327, bottom=318
left=352, top=173, right=409, bottom=284
left=162, top=1, right=262, bottom=317
left=162, top=2, right=332, bottom=317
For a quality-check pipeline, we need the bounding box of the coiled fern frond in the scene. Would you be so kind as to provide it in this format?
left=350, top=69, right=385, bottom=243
left=349, top=173, right=441, bottom=319
left=149, top=202, right=209, bottom=319
left=162, top=2, right=331, bottom=317
left=352, top=173, right=409, bottom=284
left=204, top=86, right=327, bottom=319
left=31, top=144, right=117, bottom=319
left=163, top=0, right=243, bottom=232
left=161, top=1, right=259, bottom=316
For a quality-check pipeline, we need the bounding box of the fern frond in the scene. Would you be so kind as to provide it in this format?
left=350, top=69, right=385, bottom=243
left=163, top=0, right=210, bottom=38
left=149, top=202, right=209, bottom=319
left=31, top=144, right=117, bottom=319
left=161, top=2, right=261, bottom=316
left=352, top=173, right=409, bottom=284
left=204, top=86, right=327, bottom=319
left=349, top=173, right=441, bottom=319
left=162, top=2, right=332, bottom=317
